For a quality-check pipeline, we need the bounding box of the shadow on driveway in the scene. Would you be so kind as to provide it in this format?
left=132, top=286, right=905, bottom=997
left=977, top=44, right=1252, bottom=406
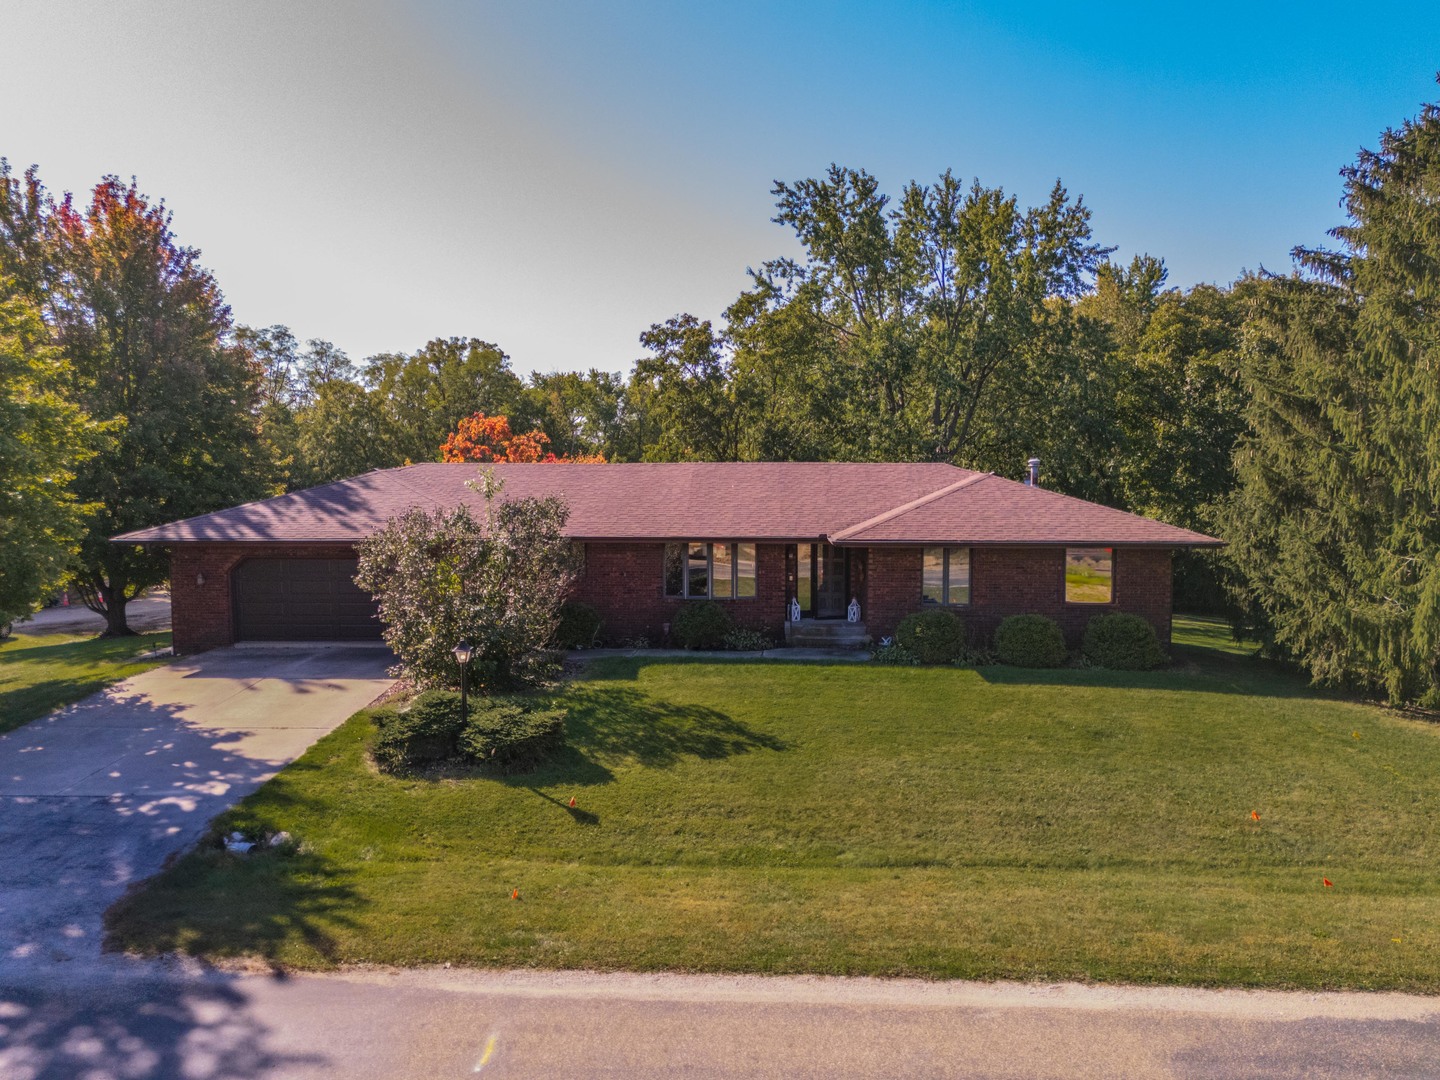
left=0, top=973, right=322, bottom=1079
left=0, top=646, right=393, bottom=966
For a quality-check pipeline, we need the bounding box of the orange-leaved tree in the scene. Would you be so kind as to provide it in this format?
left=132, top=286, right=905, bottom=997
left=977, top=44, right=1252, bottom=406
left=439, top=412, right=605, bottom=463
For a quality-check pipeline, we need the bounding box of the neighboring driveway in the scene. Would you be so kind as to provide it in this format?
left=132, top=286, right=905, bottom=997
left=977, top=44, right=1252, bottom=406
left=0, top=645, right=393, bottom=964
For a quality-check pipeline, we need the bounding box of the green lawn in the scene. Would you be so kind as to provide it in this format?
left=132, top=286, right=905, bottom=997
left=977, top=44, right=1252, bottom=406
left=1172, top=612, right=1260, bottom=657
left=0, top=631, right=174, bottom=734
left=107, top=620, right=1440, bottom=990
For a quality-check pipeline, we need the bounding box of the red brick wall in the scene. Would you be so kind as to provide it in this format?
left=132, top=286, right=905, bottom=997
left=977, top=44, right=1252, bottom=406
left=861, top=545, right=1173, bottom=645
left=169, top=540, right=1173, bottom=654
left=168, top=544, right=361, bottom=654
left=861, top=547, right=923, bottom=641
left=571, top=542, right=790, bottom=645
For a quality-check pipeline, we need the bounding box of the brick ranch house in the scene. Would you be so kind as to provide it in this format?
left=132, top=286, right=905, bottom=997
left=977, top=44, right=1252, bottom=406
left=115, top=462, right=1221, bottom=655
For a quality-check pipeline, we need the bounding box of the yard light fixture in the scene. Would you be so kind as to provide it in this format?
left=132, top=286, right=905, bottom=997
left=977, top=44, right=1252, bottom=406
left=453, top=639, right=473, bottom=724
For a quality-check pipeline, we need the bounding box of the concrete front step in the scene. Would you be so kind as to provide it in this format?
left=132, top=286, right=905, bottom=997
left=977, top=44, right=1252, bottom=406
left=784, top=620, right=872, bottom=649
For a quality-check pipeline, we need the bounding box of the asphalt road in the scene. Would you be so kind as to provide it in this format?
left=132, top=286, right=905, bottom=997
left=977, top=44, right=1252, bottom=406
left=9, top=595, right=172, bottom=636
left=3, top=963, right=1439, bottom=1079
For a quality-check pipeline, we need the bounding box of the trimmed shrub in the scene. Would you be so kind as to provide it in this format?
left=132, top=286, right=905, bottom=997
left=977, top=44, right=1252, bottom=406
left=721, top=626, right=770, bottom=651
left=554, top=601, right=603, bottom=649
left=671, top=601, right=734, bottom=649
left=994, top=614, right=1068, bottom=668
left=459, top=698, right=567, bottom=775
left=373, top=690, right=567, bottom=775
left=952, top=641, right=996, bottom=668
left=871, top=641, right=920, bottom=665
left=1083, top=613, right=1167, bottom=670
left=371, top=690, right=465, bottom=772
left=895, top=608, right=966, bottom=664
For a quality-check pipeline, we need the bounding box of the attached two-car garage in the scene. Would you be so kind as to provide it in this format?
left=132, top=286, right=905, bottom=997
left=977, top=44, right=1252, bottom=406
left=233, top=558, right=382, bottom=642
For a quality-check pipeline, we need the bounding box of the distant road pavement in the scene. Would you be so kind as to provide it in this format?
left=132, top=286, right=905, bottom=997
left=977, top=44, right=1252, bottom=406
left=9, top=594, right=172, bottom=636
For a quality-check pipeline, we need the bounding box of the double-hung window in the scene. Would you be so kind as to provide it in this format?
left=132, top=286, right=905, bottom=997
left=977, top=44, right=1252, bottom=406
left=921, top=547, right=970, bottom=606
left=664, top=542, right=757, bottom=599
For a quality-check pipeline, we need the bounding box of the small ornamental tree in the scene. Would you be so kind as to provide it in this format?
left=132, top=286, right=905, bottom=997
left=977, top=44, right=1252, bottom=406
left=439, top=411, right=605, bottom=464
left=355, top=471, right=577, bottom=689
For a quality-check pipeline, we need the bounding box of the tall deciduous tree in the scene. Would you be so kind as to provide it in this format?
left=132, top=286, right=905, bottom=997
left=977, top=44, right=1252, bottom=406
left=363, top=337, right=530, bottom=465
left=632, top=315, right=750, bottom=461
left=0, top=161, right=52, bottom=301
left=50, top=178, right=276, bottom=635
left=528, top=369, right=636, bottom=461
left=293, top=378, right=394, bottom=487
left=740, top=166, right=1111, bottom=463
left=0, top=279, right=97, bottom=631
left=1219, top=95, right=1440, bottom=703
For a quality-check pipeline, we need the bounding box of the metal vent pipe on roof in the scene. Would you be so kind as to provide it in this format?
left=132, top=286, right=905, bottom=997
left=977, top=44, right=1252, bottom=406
left=1026, top=458, right=1040, bottom=487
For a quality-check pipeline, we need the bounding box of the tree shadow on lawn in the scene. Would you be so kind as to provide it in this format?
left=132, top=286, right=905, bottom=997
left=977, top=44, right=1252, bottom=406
left=975, top=647, right=1338, bottom=701
left=105, top=789, right=368, bottom=972
left=0, top=630, right=171, bottom=668
left=0, top=633, right=173, bottom=734
left=585, top=647, right=1332, bottom=703
left=561, top=684, right=788, bottom=769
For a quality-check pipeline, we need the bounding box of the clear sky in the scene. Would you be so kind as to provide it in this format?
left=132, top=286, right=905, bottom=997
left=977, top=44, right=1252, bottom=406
left=3, top=1, right=1437, bottom=375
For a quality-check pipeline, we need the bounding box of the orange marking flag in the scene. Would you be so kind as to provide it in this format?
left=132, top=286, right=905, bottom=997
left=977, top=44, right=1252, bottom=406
left=1251, top=811, right=1260, bottom=821
left=569, top=796, right=577, bottom=808
left=1323, top=878, right=1333, bottom=888
left=512, top=888, right=520, bottom=900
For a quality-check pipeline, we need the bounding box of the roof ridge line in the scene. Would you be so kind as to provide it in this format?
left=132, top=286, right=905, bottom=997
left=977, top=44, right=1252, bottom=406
left=829, top=471, right=992, bottom=542
left=387, top=462, right=451, bottom=502
left=988, top=471, right=1215, bottom=531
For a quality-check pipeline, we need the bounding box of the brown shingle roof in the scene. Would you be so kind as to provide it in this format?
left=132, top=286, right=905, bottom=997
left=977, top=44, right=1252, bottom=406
left=112, top=462, right=1222, bottom=547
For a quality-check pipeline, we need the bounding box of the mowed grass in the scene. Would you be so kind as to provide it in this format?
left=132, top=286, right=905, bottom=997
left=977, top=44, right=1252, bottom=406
left=0, top=631, right=174, bottom=734
left=107, top=618, right=1440, bottom=989
left=1172, top=613, right=1260, bottom=657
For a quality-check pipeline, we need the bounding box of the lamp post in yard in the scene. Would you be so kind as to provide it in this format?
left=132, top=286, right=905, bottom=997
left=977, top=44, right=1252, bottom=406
left=452, top=639, right=473, bottom=724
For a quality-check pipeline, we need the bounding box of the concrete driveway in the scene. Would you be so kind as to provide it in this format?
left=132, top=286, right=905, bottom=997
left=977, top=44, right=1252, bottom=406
left=0, top=644, right=394, bottom=965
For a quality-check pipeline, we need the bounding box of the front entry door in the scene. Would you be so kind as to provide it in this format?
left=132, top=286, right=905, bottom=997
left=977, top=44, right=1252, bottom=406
left=815, top=544, right=847, bottom=618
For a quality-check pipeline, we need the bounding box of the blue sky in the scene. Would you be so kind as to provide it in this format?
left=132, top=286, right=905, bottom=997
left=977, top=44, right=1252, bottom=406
left=3, top=1, right=1437, bottom=373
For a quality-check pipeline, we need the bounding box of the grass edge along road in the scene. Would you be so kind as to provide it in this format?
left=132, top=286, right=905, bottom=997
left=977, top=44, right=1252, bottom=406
left=0, top=631, right=173, bottom=735
left=106, top=617, right=1440, bottom=991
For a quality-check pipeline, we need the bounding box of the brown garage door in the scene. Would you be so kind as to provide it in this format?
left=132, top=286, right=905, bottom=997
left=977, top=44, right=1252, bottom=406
left=233, top=558, right=382, bottom=641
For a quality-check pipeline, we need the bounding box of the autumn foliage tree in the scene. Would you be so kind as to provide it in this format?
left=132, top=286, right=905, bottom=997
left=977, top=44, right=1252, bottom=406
left=50, top=177, right=276, bottom=634
left=439, top=411, right=604, bottom=463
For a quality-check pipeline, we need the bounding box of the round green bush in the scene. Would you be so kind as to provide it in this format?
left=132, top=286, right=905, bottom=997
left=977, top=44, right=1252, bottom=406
left=553, top=601, right=603, bottom=649
left=371, top=689, right=465, bottom=772
left=993, top=614, right=1068, bottom=668
left=1082, top=613, right=1167, bottom=670
left=459, top=697, right=567, bottom=775
left=895, top=608, right=966, bottom=664
left=671, top=601, right=734, bottom=649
